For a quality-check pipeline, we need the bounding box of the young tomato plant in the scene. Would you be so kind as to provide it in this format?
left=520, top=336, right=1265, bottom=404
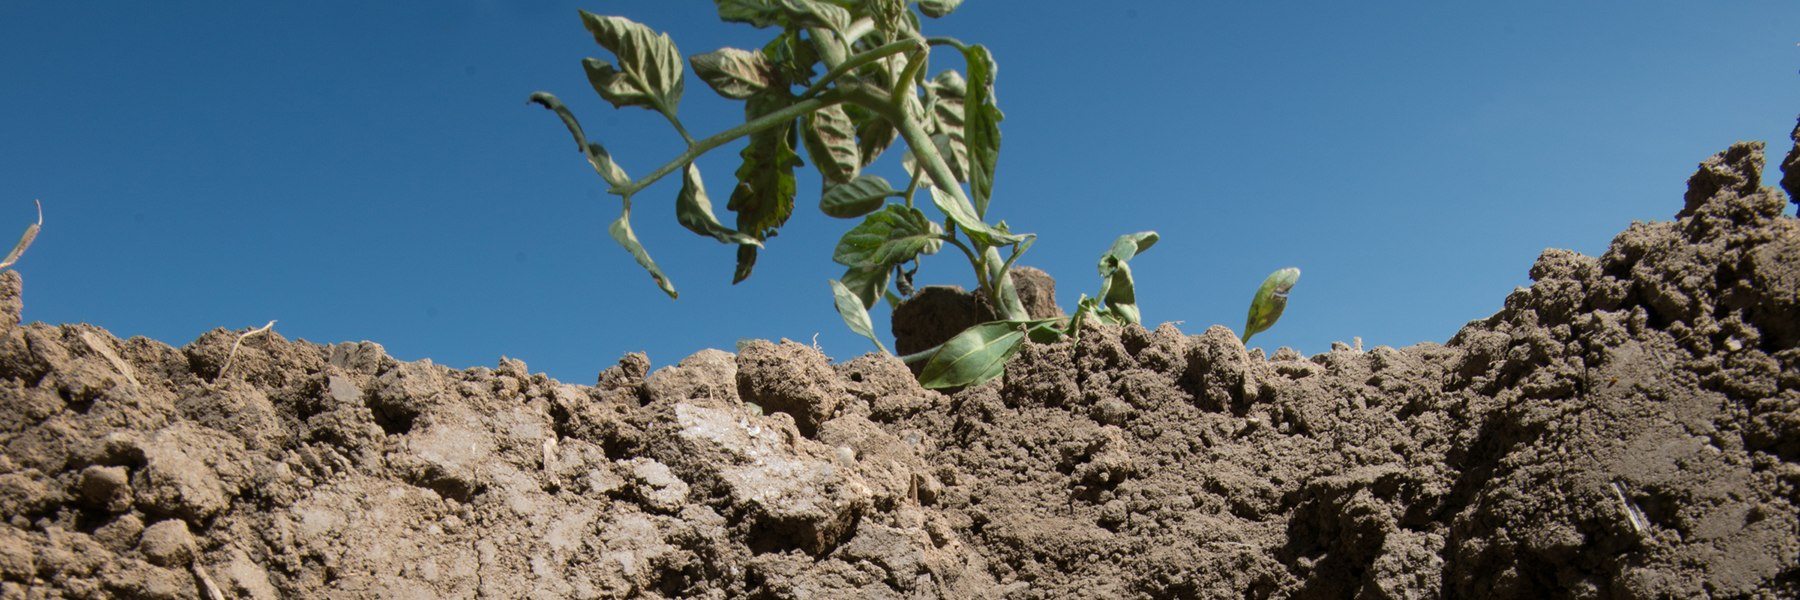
left=530, top=1, right=1159, bottom=388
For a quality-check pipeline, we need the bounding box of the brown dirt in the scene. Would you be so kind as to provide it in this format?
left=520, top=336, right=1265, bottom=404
left=2, top=136, right=1799, bottom=599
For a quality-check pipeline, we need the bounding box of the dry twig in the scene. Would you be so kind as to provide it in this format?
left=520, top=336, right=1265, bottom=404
left=218, top=320, right=277, bottom=381
left=0, top=199, right=42, bottom=270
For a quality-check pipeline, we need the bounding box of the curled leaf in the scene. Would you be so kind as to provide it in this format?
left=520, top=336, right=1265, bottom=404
left=676, top=163, right=761, bottom=246
left=1243, top=267, right=1300, bottom=345
left=1094, top=232, right=1158, bottom=326
left=526, top=92, right=631, bottom=188
left=690, top=47, right=774, bottom=100
left=579, top=11, right=685, bottom=117
left=728, top=91, right=805, bottom=244
left=819, top=175, right=898, bottom=219
left=917, top=321, right=1027, bottom=389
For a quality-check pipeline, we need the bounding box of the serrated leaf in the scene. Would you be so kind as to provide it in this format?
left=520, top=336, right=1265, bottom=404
left=527, top=92, right=632, bottom=188
left=820, top=175, right=898, bottom=219
left=802, top=104, right=860, bottom=184
left=690, top=47, right=773, bottom=100
left=833, top=204, right=943, bottom=269
left=960, top=44, right=1002, bottom=218
left=840, top=264, right=892, bottom=310
left=927, top=185, right=1021, bottom=247
left=578, top=11, right=685, bottom=117
left=728, top=91, right=805, bottom=244
left=734, top=244, right=758, bottom=284
left=917, top=322, right=1027, bottom=389
left=1243, top=267, right=1300, bottom=345
left=608, top=213, right=677, bottom=299
left=831, top=279, right=889, bottom=354
left=677, top=163, right=761, bottom=246
left=918, top=0, right=964, bottom=18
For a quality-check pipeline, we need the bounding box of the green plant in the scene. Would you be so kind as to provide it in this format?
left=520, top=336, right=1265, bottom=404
left=530, top=2, right=1160, bottom=388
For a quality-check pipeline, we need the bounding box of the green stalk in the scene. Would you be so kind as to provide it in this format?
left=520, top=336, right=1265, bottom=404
left=611, top=89, right=846, bottom=197
left=800, top=38, right=922, bottom=100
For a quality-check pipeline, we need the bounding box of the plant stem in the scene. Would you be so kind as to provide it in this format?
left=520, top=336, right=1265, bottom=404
left=611, top=90, right=846, bottom=197
left=800, top=38, right=922, bottom=100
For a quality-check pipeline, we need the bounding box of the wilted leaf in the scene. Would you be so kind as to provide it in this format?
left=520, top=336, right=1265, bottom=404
left=820, top=175, right=898, bottom=219
left=1243, top=267, right=1300, bottom=345
left=917, top=321, right=1027, bottom=389
left=690, top=47, right=773, bottom=100
left=716, top=0, right=848, bottom=32
left=676, top=163, right=761, bottom=245
left=831, top=278, right=889, bottom=353
left=1093, top=232, right=1158, bottom=325
left=728, top=91, right=805, bottom=243
left=579, top=11, right=685, bottom=117
left=918, top=0, right=964, bottom=18
left=609, top=213, right=677, bottom=299
left=833, top=204, right=943, bottom=268
left=526, top=92, right=631, bottom=188
left=802, top=104, right=860, bottom=184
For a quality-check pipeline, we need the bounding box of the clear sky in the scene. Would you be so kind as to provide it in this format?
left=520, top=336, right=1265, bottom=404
left=3, top=1, right=1796, bottom=385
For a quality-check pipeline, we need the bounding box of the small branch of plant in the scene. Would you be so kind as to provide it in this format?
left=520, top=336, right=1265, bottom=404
left=529, top=1, right=1299, bottom=388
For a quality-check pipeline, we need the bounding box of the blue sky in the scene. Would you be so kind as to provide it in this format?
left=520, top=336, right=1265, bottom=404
left=3, top=1, right=1796, bottom=384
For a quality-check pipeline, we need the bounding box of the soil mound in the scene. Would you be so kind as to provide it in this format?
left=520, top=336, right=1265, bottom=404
left=2, top=137, right=1799, bottom=599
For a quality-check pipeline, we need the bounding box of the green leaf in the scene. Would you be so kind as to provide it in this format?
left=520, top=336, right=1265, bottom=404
left=917, top=321, right=1027, bottom=389
left=820, top=175, right=898, bottom=219
left=832, top=204, right=943, bottom=268
left=690, top=47, right=774, bottom=100
left=1243, top=267, right=1300, bottom=345
left=802, top=104, right=861, bottom=184
left=676, top=163, right=761, bottom=246
left=928, top=71, right=970, bottom=183
left=830, top=279, right=889, bottom=354
left=918, top=0, right=964, bottom=18
left=728, top=91, right=805, bottom=243
left=608, top=213, right=677, bottom=299
left=578, top=11, right=685, bottom=117
left=734, top=244, right=758, bottom=284
left=840, top=264, right=892, bottom=310
left=984, top=246, right=1029, bottom=321
left=927, top=185, right=1021, bottom=247
left=526, top=92, right=631, bottom=188
left=960, top=44, right=1002, bottom=217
